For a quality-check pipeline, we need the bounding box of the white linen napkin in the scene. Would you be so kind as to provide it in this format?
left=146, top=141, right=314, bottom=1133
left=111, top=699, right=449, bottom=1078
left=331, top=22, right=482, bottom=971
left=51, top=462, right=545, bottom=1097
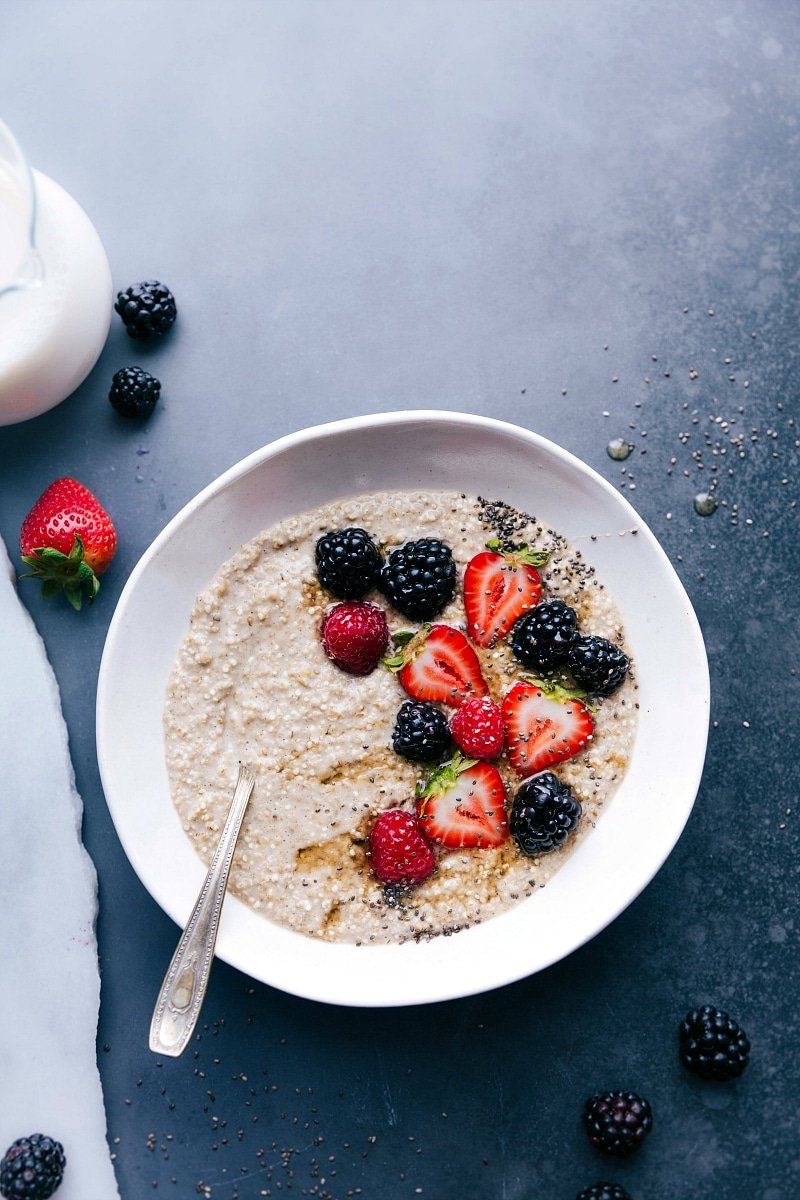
left=0, top=539, right=119, bottom=1200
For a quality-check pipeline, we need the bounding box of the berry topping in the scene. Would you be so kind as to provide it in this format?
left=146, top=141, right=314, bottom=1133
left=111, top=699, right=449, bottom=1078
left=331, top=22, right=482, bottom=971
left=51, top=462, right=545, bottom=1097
left=19, top=477, right=117, bottom=610
left=679, top=1005, right=750, bottom=1080
left=416, top=754, right=507, bottom=848
left=509, top=772, right=581, bottom=855
left=368, top=809, right=436, bottom=885
left=380, top=538, right=456, bottom=621
left=511, top=599, right=578, bottom=671
left=321, top=602, right=389, bottom=675
left=450, top=697, right=504, bottom=760
left=568, top=635, right=630, bottom=697
left=114, top=279, right=177, bottom=339
left=0, top=1133, right=66, bottom=1200
left=384, top=624, right=488, bottom=707
left=576, top=1185, right=632, bottom=1200
left=315, top=527, right=383, bottom=600
left=463, top=541, right=547, bottom=647
left=583, top=1091, right=653, bottom=1157
left=392, top=701, right=452, bottom=763
left=108, top=366, right=161, bottom=419
left=501, top=679, right=593, bottom=778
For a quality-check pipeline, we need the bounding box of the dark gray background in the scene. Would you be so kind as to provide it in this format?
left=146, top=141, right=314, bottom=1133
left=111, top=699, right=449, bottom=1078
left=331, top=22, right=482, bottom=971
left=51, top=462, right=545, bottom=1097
left=1, top=1, right=798, bottom=1197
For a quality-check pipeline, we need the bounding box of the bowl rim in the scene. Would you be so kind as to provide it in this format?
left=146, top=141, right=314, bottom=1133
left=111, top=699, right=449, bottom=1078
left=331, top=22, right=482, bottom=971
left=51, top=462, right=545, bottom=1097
left=97, top=410, right=710, bottom=1006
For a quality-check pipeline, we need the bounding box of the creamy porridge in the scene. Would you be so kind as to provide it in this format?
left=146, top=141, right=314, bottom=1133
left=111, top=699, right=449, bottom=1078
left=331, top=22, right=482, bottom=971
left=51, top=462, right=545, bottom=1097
left=163, top=491, right=637, bottom=945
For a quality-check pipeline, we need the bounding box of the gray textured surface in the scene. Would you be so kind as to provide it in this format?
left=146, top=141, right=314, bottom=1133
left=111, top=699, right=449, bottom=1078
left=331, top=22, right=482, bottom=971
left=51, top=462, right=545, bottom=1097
left=1, top=2, right=799, bottom=1197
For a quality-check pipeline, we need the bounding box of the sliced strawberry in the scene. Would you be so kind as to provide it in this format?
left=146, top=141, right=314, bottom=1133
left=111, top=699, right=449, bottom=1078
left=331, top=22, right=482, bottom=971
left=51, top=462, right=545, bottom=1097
left=384, top=624, right=488, bottom=707
left=502, top=679, right=594, bottom=778
left=416, top=754, right=508, bottom=848
left=463, top=541, right=549, bottom=647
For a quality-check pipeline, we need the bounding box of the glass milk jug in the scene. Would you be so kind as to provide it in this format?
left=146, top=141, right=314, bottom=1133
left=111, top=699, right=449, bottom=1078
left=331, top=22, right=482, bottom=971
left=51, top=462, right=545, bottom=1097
left=0, top=119, right=112, bottom=426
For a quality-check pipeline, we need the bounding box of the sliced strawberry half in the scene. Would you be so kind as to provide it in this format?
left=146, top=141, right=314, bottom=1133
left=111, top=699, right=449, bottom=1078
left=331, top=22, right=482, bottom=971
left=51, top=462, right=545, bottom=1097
left=463, top=540, right=549, bottom=647
left=384, top=624, right=488, bottom=707
left=502, top=679, right=594, bottom=778
left=416, top=754, right=508, bottom=848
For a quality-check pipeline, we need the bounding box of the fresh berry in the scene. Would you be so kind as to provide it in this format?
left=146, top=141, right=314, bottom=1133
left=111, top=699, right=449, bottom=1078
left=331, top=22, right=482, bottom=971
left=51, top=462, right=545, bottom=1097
left=108, top=366, right=161, bottom=418
left=315, top=527, right=383, bottom=599
left=576, top=1185, right=632, bottom=1200
left=392, top=701, right=452, bottom=762
left=369, top=809, right=436, bottom=885
left=385, top=624, right=488, bottom=707
left=509, top=772, right=581, bottom=855
left=450, top=697, right=504, bottom=760
left=0, top=1134, right=66, bottom=1200
left=568, top=635, right=630, bottom=697
left=583, top=1091, right=653, bottom=1157
left=114, top=280, right=177, bottom=339
left=501, top=679, right=593, bottom=777
left=463, top=541, right=547, bottom=647
left=511, top=599, right=578, bottom=670
left=416, top=754, right=507, bottom=848
left=380, top=538, right=456, bottom=621
left=321, top=602, right=389, bottom=675
left=679, top=1005, right=750, bottom=1080
left=19, top=478, right=117, bottom=610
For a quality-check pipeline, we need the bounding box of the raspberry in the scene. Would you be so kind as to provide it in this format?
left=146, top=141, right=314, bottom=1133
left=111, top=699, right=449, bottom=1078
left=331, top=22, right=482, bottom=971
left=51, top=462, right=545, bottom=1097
left=450, top=697, right=504, bottom=760
left=679, top=1005, right=750, bottom=1080
left=108, top=366, right=161, bottom=418
left=114, top=280, right=177, bottom=339
left=321, top=602, right=389, bottom=675
left=583, top=1091, right=652, bottom=1157
left=369, top=809, right=436, bottom=885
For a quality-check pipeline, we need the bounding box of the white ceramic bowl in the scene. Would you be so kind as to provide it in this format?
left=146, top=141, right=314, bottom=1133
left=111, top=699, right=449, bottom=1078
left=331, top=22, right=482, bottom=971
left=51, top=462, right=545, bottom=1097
left=97, top=411, right=709, bottom=1007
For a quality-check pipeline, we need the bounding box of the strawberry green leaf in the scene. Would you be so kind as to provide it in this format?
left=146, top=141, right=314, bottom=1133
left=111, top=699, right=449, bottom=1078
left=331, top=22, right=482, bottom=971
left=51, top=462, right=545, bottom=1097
left=519, top=676, right=589, bottom=702
left=486, top=538, right=551, bottom=567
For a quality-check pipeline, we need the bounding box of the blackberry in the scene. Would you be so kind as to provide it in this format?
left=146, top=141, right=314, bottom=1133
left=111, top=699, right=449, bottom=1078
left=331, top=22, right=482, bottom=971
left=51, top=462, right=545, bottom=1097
left=509, top=773, right=581, bottom=855
left=0, top=1134, right=66, bottom=1200
left=108, top=366, right=161, bottom=418
left=392, top=701, right=451, bottom=762
left=583, top=1091, right=652, bottom=1157
left=380, top=538, right=456, bottom=621
left=568, top=635, right=630, bottom=697
left=114, top=280, right=177, bottom=339
left=511, top=600, right=578, bottom=670
left=680, top=1005, right=750, bottom=1080
left=315, top=528, right=382, bottom=599
left=576, top=1186, right=632, bottom=1200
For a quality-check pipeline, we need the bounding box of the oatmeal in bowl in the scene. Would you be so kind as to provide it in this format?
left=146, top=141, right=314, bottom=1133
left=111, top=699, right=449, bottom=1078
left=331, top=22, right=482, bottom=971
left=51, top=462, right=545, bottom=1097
left=97, top=412, right=708, bottom=1005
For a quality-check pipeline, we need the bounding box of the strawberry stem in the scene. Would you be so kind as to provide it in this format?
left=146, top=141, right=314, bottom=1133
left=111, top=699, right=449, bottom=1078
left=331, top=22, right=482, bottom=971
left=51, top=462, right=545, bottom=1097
left=417, top=752, right=480, bottom=800
left=520, top=675, right=588, bottom=703
left=485, top=538, right=550, bottom=567
left=20, top=534, right=100, bottom=611
left=381, top=625, right=429, bottom=672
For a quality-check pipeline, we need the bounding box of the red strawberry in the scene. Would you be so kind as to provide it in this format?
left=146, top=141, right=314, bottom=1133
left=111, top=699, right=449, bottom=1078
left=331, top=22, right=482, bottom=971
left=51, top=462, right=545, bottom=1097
left=321, top=601, right=390, bottom=675
left=416, top=754, right=508, bottom=848
left=501, top=679, right=594, bottom=778
left=368, top=809, right=436, bottom=884
left=384, top=623, right=488, bottom=707
left=19, top=477, right=117, bottom=611
left=463, top=540, right=549, bottom=647
left=450, top=697, right=504, bottom=760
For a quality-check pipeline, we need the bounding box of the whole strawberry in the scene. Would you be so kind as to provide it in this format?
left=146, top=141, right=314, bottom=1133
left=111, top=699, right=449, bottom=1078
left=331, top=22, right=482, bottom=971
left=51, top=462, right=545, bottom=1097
left=369, top=809, right=436, bottom=885
left=19, top=478, right=117, bottom=611
left=450, top=696, right=504, bottom=760
left=321, top=601, right=389, bottom=675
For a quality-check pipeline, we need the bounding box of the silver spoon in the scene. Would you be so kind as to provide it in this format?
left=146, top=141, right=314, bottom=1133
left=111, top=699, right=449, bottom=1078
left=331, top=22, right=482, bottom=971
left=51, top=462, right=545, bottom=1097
left=149, top=763, right=255, bottom=1057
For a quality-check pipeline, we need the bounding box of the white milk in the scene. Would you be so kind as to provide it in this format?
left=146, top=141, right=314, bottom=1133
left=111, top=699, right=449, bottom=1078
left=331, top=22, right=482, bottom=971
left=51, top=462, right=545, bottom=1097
left=0, top=169, right=112, bottom=426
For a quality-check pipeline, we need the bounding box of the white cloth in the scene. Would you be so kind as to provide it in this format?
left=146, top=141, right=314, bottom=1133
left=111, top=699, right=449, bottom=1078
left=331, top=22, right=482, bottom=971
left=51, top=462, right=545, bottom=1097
left=0, top=540, right=119, bottom=1199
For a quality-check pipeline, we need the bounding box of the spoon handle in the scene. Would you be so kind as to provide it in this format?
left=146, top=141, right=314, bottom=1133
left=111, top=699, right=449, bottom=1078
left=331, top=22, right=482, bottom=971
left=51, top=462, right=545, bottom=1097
left=149, top=764, right=255, bottom=1057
